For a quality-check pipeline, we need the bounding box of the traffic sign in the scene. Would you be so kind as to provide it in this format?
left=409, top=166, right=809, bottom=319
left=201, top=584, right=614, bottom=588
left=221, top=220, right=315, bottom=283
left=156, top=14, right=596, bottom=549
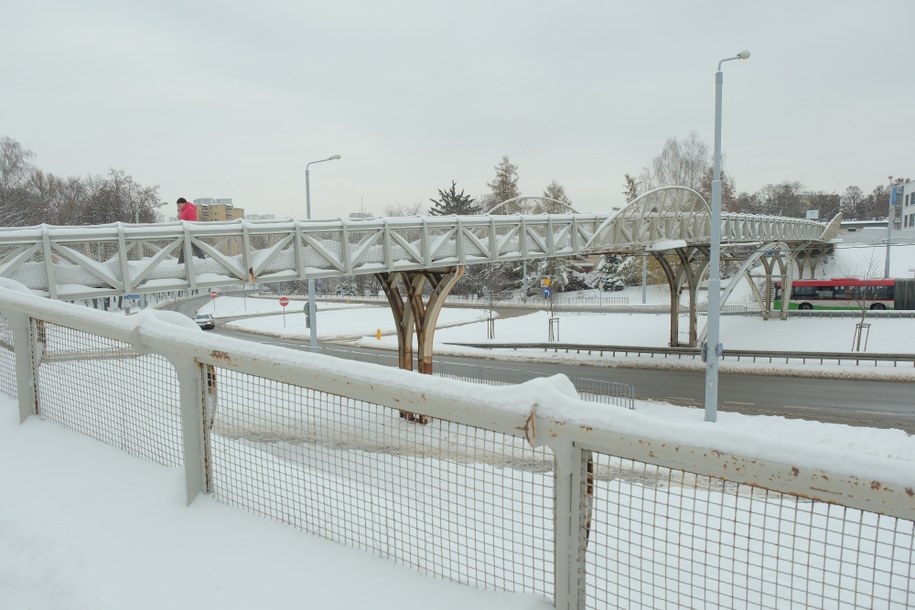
left=279, top=296, right=290, bottom=307
left=543, top=287, right=552, bottom=298
left=209, top=291, right=218, bottom=299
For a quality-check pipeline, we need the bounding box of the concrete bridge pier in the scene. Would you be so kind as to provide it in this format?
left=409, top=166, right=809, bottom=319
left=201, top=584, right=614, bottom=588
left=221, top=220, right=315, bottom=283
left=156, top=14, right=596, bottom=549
left=375, top=266, right=464, bottom=423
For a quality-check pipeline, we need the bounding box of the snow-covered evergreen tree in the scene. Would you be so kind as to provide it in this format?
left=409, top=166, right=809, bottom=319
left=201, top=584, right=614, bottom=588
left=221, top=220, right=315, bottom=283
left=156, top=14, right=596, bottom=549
left=428, top=181, right=480, bottom=216
left=484, top=156, right=520, bottom=212
left=586, top=254, right=627, bottom=292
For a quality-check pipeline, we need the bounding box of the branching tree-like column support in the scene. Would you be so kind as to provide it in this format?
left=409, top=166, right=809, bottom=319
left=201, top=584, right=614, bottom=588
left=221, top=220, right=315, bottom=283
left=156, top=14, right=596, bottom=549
left=793, top=246, right=830, bottom=280
left=753, top=249, right=794, bottom=321
left=652, top=247, right=709, bottom=348
left=376, top=266, right=464, bottom=423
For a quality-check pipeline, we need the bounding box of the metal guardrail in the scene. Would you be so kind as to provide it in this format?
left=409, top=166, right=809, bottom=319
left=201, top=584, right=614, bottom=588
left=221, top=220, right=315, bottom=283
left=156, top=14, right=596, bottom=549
left=787, top=309, right=915, bottom=319
left=326, top=295, right=915, bottom=318
left=448, top=342, right=915, bottom=368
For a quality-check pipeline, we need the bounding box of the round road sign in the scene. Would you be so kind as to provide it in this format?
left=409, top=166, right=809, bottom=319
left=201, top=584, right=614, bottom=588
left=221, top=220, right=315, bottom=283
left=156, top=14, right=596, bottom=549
left=210, top=291, right=218, bottom=299
left=279, top=296, right=290, bottom=307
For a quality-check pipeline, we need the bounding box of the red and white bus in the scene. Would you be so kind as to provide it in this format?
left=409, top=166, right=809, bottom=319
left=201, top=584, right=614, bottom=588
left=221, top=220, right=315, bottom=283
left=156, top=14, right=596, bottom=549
left=773, top=278, right=896, bottom=311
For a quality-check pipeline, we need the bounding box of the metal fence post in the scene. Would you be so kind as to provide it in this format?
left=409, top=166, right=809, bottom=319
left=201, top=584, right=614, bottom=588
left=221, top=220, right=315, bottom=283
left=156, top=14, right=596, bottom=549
left=164, top=353, right=209, bottom=505
left=551, top=439, right=589, bottom=610
left=8, top=312, right=37, bottom=423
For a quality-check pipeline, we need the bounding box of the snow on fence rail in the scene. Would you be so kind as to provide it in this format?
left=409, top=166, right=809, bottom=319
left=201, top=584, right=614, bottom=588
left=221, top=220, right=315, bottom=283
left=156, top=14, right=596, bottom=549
left=280, top=345, right=637, bottom=410
left=0, top=280, right=912, bottom=610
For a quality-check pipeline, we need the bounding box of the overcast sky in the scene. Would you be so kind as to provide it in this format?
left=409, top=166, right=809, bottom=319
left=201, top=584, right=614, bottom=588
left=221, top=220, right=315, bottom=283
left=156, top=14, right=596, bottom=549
left=2, top=1, right=911, bottom=220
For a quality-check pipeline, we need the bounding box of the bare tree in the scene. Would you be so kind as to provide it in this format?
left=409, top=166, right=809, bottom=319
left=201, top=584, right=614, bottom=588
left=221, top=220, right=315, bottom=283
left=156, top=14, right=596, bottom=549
left=26, top=170, right=91, bottom=225
left=860, top=184, right=898, bottom=221
left=83, top=169, right=159, bottom=225
left=756, top=181, right=805, bottom=217
left=1, top=135, right=161, bottom=227
left=840, top=186, right=865, bottom=219
left=698, top=167, right=738, bottom=211
left=842, top=251, right=883, bottom=351
left=639, top=131, right=710, bottom=191
left=805, top=191, right=841, bottom=220
left=733, top=190, right=760, bottom=214
left=382, top=202, right=423, bottom=217
left=0, top=136, right=36, bottom=226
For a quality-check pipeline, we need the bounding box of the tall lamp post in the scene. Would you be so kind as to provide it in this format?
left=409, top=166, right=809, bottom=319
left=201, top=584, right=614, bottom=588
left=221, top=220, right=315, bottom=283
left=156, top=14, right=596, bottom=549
left=135, top=201, right=169, bottom=223
left=305, top=154, right=342, bottom=349
left=704, top=50, right=750, bottom=423
left=885, top=175, right=894, bottom=278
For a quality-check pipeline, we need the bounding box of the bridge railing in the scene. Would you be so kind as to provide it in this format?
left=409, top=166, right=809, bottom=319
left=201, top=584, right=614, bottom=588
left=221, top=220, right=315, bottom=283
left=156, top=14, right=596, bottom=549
left=0, top=214, right=610, bottom=300
left=1, top=280, right=911, bottom=609
left=0, top=210, right=830, bottom=301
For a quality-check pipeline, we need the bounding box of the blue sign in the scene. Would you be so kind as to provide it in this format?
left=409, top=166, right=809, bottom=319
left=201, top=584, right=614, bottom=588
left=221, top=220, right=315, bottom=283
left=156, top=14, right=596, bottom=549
left=890, top=186, right=897, bottom=206
left=124, top=294, right=140, bottom=300
left=543, top=288, right=552, bottom=298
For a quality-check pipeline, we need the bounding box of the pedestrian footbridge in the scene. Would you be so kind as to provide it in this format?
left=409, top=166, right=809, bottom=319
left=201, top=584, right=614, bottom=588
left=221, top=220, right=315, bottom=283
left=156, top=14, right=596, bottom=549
left=0, top=187, right=840, bottom=368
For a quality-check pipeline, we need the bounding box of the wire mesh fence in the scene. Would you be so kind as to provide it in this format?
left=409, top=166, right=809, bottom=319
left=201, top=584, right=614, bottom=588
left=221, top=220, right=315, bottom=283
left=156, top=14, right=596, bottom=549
left=206, top=367, right=555, bottom=596
left=1, top=291, right=913, bottom=609
left=31, top=321, right=183, bottom=466
left=584, top=451, right=915, bottom=609
left=0, top=312, right=15, bottom=401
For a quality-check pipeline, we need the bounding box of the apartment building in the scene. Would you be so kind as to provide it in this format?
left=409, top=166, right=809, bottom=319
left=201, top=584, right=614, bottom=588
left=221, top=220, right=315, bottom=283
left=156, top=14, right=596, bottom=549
left=195, top=198, right=245, bottom=221
left=898, top=181, right=915, bottom=234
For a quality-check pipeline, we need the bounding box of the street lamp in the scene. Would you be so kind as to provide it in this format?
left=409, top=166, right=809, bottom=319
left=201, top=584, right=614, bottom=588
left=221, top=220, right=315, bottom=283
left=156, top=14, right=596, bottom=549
left=704, top=50, right=750, bottom=423
left=135, top=201, right=169, bottom=224
left=885, top=175, right=894, bottom=278
left=305, top=154, right=342, bottom=349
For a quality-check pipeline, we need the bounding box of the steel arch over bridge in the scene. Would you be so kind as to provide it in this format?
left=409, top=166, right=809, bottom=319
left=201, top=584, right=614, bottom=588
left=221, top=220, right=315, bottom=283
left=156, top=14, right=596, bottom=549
left=0, top=187, right=839, bottom=378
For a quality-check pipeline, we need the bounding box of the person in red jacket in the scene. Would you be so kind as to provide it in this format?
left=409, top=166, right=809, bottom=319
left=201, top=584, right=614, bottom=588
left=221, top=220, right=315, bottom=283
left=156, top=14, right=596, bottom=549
left=177, top=196, right=198, bottom=221
left=176, top=197, right=205, bottom=262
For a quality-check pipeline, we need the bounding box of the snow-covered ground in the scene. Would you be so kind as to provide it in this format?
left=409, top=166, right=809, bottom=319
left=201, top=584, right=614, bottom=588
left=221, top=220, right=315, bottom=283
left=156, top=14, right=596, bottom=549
left=210, top=296, right=915, bottom=379
left=2, top=241, right=914, bottom=609
left=0, top=396, right=550, bottom=610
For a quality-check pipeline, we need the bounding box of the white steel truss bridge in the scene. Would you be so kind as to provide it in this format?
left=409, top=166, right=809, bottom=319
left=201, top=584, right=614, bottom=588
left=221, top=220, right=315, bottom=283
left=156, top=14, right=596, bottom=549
left=0, top=187, right=840, bottom=369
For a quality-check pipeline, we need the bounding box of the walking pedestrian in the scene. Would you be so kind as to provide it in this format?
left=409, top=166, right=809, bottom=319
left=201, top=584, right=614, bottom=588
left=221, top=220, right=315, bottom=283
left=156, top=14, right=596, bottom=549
left=176, top=197, right=205, bottom=262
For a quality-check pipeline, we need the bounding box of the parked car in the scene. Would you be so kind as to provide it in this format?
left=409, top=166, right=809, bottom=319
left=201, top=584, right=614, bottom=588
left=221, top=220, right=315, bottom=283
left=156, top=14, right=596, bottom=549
left=194, top=313, right=215, bottom=330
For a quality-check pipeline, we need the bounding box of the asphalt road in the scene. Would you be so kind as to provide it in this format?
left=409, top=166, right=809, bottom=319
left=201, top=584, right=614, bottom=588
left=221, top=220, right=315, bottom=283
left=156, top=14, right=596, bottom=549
left=212, top=323, right=915, bottom=434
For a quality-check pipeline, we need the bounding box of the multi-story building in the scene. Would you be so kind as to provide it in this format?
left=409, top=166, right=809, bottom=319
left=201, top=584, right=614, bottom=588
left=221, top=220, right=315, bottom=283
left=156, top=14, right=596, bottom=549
left=898, top=181, right=915, bottom=234
left=194, top=198, right=245, bottom=221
